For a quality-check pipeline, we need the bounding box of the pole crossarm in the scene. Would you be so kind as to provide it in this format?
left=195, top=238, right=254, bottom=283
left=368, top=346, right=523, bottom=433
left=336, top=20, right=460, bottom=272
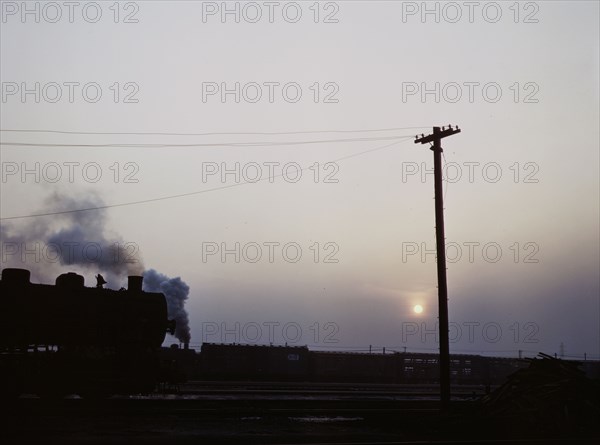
left=414, top=125, right=461, bottom=147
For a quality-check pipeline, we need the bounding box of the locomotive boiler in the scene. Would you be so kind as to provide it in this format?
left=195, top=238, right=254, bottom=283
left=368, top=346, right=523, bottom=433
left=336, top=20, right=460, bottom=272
left=0, top=268, right=175, bottom=398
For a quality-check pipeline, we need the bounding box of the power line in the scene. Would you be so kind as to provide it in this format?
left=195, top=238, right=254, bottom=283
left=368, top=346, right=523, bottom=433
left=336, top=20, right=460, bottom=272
left=0, top=126, right=430, bottom=137
left=0, top=137, right=414, bottom=221
left=1, top=134, right=414, bottom=148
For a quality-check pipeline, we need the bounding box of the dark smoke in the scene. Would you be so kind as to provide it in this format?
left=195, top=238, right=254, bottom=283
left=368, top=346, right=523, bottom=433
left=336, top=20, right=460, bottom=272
left=1, top=192, right=143, bottom=284
left=143, top=269, right=191, bottom=344
left=1, top=191, right=192, bottom=344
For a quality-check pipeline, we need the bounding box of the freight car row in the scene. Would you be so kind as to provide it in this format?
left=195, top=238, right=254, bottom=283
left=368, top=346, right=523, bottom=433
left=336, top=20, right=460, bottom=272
left=160, top=342, right=591, bottom=388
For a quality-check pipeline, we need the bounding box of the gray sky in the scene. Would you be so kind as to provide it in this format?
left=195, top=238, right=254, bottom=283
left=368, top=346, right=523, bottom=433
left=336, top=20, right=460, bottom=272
left=1, top=1, right=598, bottom=359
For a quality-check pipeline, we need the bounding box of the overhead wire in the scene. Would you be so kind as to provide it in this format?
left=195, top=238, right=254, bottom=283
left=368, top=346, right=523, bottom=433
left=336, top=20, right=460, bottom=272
left=1, top=134, right=414, bottom=148
left=0, top=126, right=430, bottom=137
left=0, top=136, right=415, bottom=220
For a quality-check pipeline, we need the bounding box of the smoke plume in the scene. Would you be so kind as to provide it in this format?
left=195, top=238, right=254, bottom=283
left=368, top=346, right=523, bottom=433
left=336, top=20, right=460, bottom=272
left=1, top=191, right=192, bottom=344
left=143, top=269, right=191, bottom=344
left=1, top=192, right=143, bottom=284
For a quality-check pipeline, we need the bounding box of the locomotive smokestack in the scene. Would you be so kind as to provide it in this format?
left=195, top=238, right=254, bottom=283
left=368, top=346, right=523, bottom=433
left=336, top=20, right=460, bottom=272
left=128, top=275, right=143, bottom=293
left=1, top=268, right=31, bottom=285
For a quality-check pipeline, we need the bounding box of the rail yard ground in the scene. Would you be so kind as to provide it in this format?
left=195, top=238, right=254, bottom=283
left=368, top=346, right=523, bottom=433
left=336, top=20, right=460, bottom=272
left=1, top=381, right=598, bottom=444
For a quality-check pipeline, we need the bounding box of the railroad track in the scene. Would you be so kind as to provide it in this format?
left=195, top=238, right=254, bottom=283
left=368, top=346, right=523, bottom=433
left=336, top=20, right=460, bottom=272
left=2, top=383, right=597, bottom=444
left=2, top=400, right=597, bottom=445
left=177, top=381, right=487, bottom=399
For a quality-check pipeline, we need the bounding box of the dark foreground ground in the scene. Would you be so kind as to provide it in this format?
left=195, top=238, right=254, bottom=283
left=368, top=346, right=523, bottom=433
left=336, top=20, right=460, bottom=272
left=1, top=382, right=598, bottom=444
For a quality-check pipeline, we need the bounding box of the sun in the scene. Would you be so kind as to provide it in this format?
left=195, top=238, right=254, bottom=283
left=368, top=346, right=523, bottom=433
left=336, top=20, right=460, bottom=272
left=413, top=304, right=424, bottom=314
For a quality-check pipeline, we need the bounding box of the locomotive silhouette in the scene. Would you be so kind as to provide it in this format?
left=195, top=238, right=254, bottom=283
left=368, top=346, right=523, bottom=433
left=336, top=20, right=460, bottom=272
left=0, top=268, right=175, bottom=398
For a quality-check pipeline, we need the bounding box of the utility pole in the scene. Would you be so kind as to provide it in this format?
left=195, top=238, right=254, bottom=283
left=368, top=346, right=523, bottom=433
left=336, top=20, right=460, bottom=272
left=415, top=125, right=461, bottom=411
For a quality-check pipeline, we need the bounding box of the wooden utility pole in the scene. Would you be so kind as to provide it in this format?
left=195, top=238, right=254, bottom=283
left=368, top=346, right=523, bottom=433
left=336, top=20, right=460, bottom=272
left=415, top=125, right=461, bottom=411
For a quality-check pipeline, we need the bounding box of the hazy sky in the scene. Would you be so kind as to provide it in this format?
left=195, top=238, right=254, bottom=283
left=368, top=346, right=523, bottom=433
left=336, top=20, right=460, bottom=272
left=1, top=1, right=598, bottom=359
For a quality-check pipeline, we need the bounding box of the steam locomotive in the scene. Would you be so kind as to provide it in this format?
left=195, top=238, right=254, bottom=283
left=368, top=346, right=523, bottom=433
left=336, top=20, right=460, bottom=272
left=0, top=268, right=174, bottom=398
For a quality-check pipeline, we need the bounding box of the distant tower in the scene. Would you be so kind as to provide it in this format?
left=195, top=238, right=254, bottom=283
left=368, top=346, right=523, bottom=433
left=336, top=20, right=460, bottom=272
left=559, top=342, right=565, bottom=358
